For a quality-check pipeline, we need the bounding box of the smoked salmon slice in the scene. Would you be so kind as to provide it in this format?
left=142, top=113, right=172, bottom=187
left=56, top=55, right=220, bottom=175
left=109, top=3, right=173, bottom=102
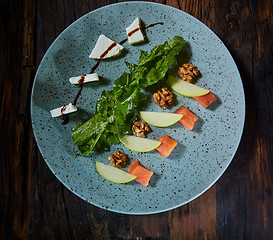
left=174, top=106, right=198, bottom=130
left=128, top=160, right=153, bottom=186
left=192, top=92, right=217, bottom=108
left=156, top=135, right=177, bottom=158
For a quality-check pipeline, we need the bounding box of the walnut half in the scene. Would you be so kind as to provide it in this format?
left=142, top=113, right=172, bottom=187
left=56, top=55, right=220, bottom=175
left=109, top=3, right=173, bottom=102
left=132, top=120, right=150, bottom=138
left=108, top=150, right=128, bottom=168
left=178, top=63, right=200, bottom=83
left=153, top=87, right=173, bottom=109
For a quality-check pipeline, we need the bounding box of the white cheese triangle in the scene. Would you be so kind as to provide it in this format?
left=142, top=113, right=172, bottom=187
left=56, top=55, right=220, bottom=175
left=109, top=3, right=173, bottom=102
left=89, top=35, right=124, bottom=59
left=126, top=17, right=145, bottom=45
left=50, top=103, right=77, bottom=117
left=69, top=73, right=99, bottom=84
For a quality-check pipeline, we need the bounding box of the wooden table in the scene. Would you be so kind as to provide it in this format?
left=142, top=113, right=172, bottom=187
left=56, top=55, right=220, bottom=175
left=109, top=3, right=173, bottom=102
left=1, top=0, right=272, bottom=239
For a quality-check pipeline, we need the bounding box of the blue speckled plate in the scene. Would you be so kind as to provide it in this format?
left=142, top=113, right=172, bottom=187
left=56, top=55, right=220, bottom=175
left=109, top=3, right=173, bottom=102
left=31, top=2, right=245, bottom=214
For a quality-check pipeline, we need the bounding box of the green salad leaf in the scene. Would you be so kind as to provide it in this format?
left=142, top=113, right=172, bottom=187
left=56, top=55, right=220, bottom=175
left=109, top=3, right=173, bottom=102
left=72, top=36, right=187, bottom=155
left=71, top=113, right=109, bottom=155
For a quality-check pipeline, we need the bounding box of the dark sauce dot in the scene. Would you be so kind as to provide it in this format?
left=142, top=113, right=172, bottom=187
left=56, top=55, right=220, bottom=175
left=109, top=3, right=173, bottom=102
left=62, top=115, right=69, bottom=125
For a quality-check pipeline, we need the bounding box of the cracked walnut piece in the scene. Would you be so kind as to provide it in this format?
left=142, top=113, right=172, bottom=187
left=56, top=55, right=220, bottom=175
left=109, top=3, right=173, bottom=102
left=132, top=120, right=150, bottom=137
left=153, top=87, right=173, bottom=109
left=132, top=120, right=150, bottom=138
left=108, top=150, right=128, bottom=168
left=178, top=63, right=200, bottom=83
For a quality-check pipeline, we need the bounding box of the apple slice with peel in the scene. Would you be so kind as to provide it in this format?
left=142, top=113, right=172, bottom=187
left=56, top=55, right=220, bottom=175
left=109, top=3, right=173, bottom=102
left=121, top=135, right=161, bottom=152
left=168, top=75, right=210, bottom=97
left=140, top=111, right=183, bottom=127
left=96, top=162, right=136, bottom=183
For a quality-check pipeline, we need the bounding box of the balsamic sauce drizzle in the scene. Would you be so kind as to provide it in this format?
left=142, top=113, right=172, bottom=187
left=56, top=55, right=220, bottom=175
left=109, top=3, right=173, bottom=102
left=61, top=22, right=164, bottom=125
left=143, top=22, right=164, bottom=29
left=128, top=27, right=140, bottom=37
left=100, top=42, right=117, bottom=58
left=78, top=75, right=85, bottom=84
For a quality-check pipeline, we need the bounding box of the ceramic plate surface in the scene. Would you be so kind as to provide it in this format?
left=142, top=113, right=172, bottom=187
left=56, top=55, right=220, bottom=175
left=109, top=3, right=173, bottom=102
left=31, top=1, right=245, bottom=214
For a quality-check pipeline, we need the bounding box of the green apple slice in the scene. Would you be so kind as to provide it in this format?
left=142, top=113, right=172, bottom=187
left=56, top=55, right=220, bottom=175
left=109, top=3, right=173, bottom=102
left=168, top=75, right=210, bottom=97
left=121, top=135, right=161, bottom=152
left=140, top=111, right=183, bottom=127
left=96, top=162, right=136, bottom=183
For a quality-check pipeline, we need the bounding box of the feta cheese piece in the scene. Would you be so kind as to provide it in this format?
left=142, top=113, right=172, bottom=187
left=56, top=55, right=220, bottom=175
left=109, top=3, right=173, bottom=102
left=50, top=103, right=77, bottom=118
left=89, top=35, right=124, bottom=59
left=126, top=17, right=145, bottom=45
left=69, top=73, right=99, bottom=84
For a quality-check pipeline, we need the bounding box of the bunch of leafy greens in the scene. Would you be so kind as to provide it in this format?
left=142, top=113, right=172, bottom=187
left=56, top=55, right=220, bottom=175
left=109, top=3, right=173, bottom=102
left=72, top=36, right=187, bottom=155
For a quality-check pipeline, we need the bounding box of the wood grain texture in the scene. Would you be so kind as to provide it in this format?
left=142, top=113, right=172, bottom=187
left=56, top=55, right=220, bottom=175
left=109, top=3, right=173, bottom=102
left=0, top=0, right=272, bottom=239
left=214, top=0, right=273, bottom=239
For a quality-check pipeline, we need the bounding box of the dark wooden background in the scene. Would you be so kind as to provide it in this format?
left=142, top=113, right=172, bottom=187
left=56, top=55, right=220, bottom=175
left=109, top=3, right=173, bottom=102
left=1, top=0, right=272, bottom=239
